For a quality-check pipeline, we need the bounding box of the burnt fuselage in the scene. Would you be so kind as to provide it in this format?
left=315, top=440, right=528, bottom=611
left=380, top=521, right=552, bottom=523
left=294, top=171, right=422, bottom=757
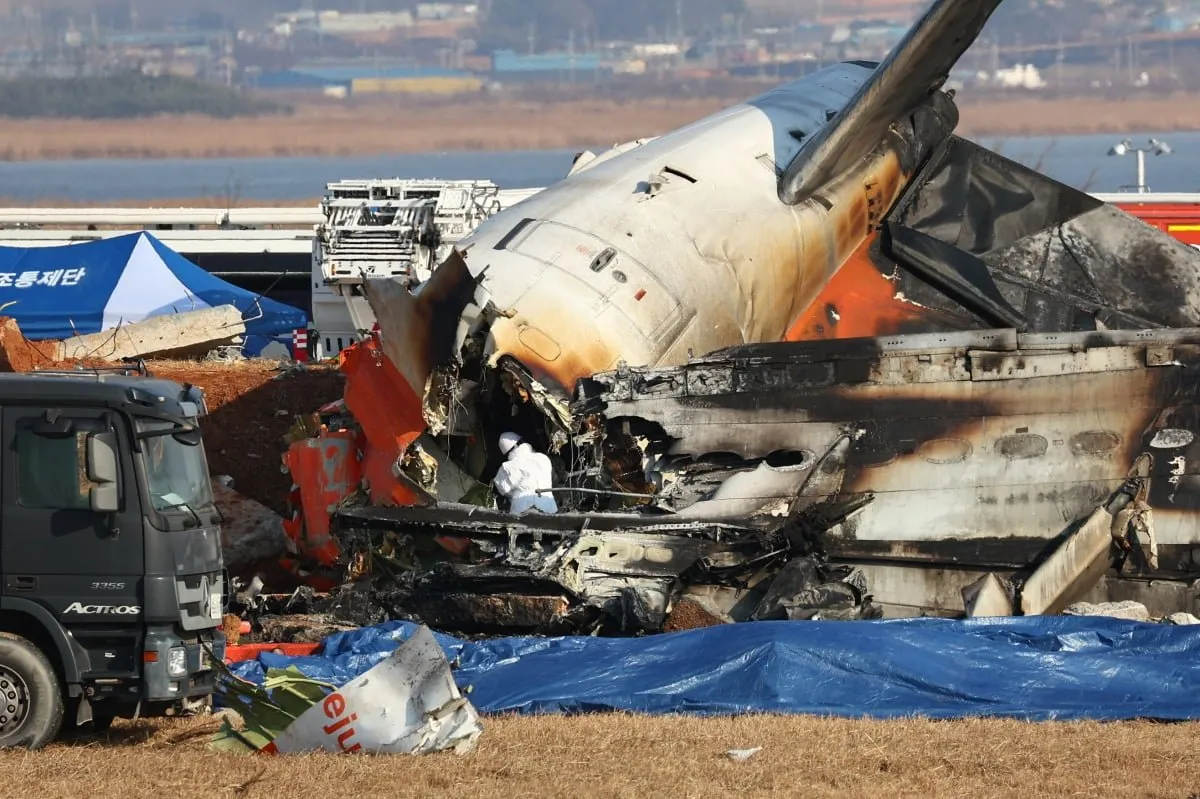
left=579, top=327, right=1200, bottom=616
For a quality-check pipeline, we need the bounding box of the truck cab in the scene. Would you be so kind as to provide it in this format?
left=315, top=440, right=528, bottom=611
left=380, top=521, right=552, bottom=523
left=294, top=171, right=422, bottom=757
left=0, top=369, right=225, bottom=749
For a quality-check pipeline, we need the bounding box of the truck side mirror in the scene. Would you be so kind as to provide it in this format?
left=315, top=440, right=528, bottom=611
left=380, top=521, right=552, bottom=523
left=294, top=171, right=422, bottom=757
left=86, top=431, right=120, bottom=514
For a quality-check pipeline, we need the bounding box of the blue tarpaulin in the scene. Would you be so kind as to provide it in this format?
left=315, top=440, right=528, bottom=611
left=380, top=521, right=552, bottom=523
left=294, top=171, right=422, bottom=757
left=0, top=232, right=307, bottom=357
left=227, top=617, right=1200, bottom=721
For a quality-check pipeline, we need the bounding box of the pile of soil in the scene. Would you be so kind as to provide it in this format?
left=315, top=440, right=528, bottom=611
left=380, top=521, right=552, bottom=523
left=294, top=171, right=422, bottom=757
left=0, top=317, right=60, bottom=371
left=144, top=360, right=345, bottom=514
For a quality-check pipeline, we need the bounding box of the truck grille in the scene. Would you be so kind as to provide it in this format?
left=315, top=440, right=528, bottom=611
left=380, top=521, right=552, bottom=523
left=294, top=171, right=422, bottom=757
left=175, top=571, right=224, bottom=632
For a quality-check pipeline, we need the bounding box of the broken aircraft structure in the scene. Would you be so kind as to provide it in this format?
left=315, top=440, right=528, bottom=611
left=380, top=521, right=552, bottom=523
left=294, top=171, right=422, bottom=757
left=288, top=0, right=1200, bottom=633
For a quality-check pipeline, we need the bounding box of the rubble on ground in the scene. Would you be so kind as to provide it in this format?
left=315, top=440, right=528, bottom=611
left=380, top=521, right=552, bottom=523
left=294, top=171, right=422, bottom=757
left=0, top=316, right=55, bottom=371
left=212, top=481, right=291, bottom=574
left=214, top=625, right=482, bottom=755
left=1063, top=601, right=1152, bottom=622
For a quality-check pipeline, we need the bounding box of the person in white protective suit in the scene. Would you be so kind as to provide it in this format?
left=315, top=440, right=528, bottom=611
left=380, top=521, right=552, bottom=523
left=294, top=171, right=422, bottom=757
left=492, top=431, right=558, bottom=514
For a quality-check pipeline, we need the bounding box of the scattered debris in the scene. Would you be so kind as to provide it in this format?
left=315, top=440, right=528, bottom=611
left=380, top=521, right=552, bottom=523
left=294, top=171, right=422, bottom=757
left=213, top=483, right=291, bottom=574
left=324, top=501, right=881, bottom=636
left=214, top=625, right=482, bottom=755
left=256, top=614, right=358, bottom=644
left=1063, top=601, right=1152, bottom=623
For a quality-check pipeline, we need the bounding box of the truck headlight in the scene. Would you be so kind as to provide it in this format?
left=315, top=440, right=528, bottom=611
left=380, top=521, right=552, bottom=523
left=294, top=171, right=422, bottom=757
left=167, top=647, right=187, bottom=677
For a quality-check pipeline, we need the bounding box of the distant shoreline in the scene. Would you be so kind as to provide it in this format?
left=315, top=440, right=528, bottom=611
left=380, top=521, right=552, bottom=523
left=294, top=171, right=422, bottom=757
left=0, top=93, right=1197, bottom=164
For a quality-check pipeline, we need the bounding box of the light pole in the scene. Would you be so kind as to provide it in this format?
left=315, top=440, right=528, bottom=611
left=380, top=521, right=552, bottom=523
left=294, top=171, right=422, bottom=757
left=1108, top=138, right=1172, bottom=194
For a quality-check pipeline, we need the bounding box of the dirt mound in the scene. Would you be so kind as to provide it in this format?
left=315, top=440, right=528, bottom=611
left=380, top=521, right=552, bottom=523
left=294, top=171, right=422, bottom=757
left=144, top=360, right=345, bottom=514
left=0, top=317, right=59, bottom=371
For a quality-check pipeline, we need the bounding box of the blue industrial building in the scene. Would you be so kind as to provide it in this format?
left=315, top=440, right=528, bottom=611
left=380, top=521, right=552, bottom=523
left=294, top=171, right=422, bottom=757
left=490, top=49, right=609, bottom=81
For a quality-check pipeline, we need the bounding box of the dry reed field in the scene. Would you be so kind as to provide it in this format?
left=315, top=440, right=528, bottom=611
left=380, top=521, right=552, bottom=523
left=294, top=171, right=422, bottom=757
left=0, top=93, right=1197, bottom=163
left=2, top=712, right=1197, bottom=799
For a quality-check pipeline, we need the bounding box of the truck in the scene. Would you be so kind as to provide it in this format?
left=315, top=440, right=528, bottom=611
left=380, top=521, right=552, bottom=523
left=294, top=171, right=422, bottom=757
left=0, top=367, right=225, bottom=749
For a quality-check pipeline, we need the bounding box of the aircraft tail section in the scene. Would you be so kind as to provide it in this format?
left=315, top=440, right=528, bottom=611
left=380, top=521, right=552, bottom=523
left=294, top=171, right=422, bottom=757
left=779, top=0, right=1004, bottom=205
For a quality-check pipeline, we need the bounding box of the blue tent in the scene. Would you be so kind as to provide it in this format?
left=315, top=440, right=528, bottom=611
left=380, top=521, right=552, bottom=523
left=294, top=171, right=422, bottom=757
left=0, top=232, right=308, bottom=357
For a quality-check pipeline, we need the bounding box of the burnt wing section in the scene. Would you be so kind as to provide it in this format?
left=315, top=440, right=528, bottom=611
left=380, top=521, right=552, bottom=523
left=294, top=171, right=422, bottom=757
left=877, top=135, right=1200, bottom=332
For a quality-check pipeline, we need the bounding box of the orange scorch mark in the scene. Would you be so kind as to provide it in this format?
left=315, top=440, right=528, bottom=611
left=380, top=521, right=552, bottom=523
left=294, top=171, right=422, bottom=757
left=785, top=235, right=934, bottom=341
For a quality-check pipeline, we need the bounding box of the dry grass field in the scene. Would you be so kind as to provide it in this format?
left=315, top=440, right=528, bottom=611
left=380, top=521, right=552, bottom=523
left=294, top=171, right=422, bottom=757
left=0, top=93, right=1197, bottom=162
left=2, top=712, right=1197, bottom=799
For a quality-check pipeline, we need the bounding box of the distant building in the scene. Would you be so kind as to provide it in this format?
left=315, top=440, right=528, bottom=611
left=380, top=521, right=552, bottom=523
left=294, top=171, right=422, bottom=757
left=490, top=49, right=608, bottom=82
left=415, top=3, right=478, bottom=21
left=253, top=61, right=482, bottom=96
left=271, top=10, right=414, bottom=38
left=1153, top=12, right=1200, bottom=33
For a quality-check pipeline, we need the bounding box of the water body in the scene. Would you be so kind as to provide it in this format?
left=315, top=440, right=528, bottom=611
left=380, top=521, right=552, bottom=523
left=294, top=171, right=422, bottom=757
left=1, top=131, right=1198, bottom=203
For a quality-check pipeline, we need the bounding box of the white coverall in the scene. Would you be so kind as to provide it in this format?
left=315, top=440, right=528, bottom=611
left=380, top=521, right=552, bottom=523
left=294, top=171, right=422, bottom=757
left=493, top=442, right=558, bottom=514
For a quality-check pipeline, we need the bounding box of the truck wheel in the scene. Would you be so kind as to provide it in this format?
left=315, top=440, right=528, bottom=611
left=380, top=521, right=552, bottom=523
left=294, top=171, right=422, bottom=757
left=0, top=633, right=65, bottom=750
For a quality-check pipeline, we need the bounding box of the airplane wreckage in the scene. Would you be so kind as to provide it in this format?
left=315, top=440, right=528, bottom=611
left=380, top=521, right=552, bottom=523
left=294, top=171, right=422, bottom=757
left=287, top=0, right=1200, bottom=636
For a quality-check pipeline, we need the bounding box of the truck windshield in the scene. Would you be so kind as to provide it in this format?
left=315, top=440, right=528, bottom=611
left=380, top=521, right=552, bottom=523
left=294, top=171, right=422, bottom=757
left=137, top=419, right=214, bottom=513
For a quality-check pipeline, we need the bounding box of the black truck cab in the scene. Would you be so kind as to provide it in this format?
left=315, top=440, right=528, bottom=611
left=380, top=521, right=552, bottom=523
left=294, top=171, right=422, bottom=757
left=0, top=369, right=225, bottom=748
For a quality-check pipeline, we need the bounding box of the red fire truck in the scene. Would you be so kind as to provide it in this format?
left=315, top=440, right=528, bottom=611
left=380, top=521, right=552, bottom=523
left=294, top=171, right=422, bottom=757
left=1103, top=193, right=1200, bottom=250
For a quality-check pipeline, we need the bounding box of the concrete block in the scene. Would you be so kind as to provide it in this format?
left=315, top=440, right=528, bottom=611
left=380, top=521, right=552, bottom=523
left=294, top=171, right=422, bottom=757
left=56, top=304, right=246, bottom=361
left=962, top=573, right=1015, bottom=618
left=1020, top=507, right=1115, bottom=616
left=1062, top=600, right=1151, bottom=622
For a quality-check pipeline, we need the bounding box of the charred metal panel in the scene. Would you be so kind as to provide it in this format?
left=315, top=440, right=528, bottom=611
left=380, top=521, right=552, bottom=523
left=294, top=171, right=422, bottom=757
left=848, top=562, right=1005, bottom=618
left=878, top=136, right=1200, bottom=333
left=332, top=501, right=878, bottom=632
left=1079, top=575, right=1200, bottom=619
left=677, top=459, right=817, bottom=520
left=968, top=348, right=1145, bottom=382
left=1019, top=507, right=1118, bottom=616
left=362, top=251, right=478, bottom=400
left=398, top=593, right=570, bottom=633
